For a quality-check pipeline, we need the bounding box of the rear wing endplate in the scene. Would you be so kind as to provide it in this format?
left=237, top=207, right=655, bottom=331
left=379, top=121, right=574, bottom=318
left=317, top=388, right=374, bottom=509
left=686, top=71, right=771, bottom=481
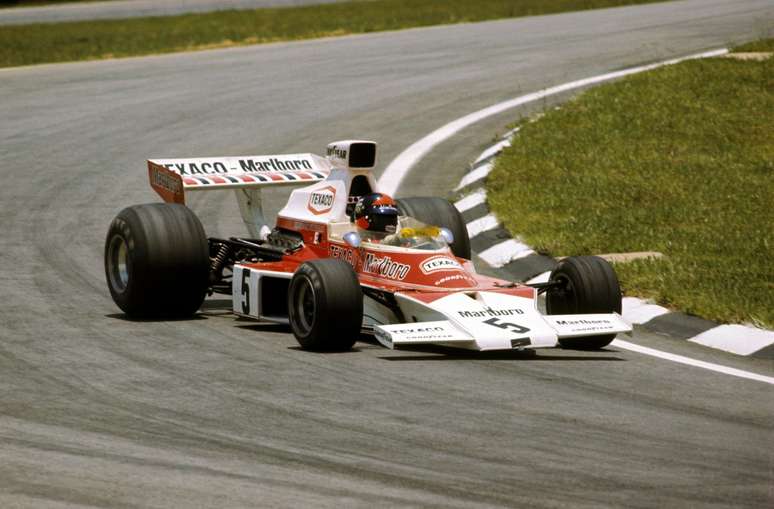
left=148, top=153, right=331, bottom=204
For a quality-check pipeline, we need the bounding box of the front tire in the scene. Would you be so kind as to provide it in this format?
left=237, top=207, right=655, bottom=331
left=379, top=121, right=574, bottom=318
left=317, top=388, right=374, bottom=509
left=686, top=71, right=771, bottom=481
left=104, top=203, right=210, bottom=318
left=288, top=259, right=363, bottom=351
left=396, top=197, right=471, bottom=259
left=546, top=256, right=622, bottom=350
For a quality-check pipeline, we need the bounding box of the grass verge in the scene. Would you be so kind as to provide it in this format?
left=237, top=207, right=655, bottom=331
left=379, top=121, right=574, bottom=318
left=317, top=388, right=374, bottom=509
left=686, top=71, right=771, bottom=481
left=733, top=38, right=774, bottom=53
left=0, top=0, right=666, bottom=67
left=0, top=0, right=110, bottom=7
left=487, top=47, right=773, bottom=328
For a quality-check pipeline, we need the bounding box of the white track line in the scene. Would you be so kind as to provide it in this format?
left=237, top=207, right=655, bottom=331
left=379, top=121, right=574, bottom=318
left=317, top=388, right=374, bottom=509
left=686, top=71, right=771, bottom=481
left=378, top=48, right=728, bottom=195
left=612, top=339, right=774, bottom=385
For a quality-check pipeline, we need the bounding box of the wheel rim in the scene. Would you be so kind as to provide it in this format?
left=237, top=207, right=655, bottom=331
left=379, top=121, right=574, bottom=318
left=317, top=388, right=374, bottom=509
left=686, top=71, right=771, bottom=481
left=558, top=275, right=574, bottom=297
left=293, top=276, right=316, bottom=334
left=107, top=235, right=130, bottom=292
left=549, top=274, right=577, bottom=313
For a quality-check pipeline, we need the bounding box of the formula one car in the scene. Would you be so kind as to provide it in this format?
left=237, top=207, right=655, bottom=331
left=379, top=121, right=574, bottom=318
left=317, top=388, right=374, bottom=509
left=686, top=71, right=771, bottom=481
left=105, top=140, right=631, bottom=351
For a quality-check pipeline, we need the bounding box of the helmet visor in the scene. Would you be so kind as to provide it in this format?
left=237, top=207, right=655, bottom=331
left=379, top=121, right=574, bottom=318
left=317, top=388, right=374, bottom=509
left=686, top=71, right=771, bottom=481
left=368, top=208, right=398, bottom=233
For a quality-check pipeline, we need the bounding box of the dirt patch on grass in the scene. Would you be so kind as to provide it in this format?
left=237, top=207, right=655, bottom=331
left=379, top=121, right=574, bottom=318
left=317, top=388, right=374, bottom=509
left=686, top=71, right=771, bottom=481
left=724, top=52, right=772, bottom=61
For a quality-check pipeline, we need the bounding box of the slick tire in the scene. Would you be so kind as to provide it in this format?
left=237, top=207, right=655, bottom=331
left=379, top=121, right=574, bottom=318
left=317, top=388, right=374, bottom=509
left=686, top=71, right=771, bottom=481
left=288, top=259, right=363, bottom=351
left=395, top=197, right=471, bottom=259
left=546, top=256, right=622, bottom=350
left=105, top=203, right=210, bottom=318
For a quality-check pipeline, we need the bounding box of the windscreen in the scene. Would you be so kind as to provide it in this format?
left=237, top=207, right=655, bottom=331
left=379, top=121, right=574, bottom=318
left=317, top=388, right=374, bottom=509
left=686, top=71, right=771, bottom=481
left=360, top=217, right=449, bottom=250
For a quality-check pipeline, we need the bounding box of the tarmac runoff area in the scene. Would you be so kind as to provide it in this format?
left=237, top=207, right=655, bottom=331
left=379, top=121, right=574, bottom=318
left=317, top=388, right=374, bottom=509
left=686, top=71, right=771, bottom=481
left=402, top=56, right=774, bottom=360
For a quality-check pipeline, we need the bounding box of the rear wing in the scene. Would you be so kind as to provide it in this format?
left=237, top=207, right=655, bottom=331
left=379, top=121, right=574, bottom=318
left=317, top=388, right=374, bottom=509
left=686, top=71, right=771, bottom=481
left=148, top=153, right=332, bottom=204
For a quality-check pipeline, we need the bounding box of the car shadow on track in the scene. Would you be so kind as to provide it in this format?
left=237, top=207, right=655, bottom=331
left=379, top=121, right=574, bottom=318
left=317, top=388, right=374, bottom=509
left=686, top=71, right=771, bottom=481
left=377, top=344, right=626, bottom=362
left=355, top=334, right=624, bottom=361
left=200, top=299, right=235, bottom=315
left=105, top=313, right=209, bottom=323
left=106, top=298, right=234, bottom=322
left=236, top=321, right=292, bottom=334
left=286, top=346, right=367, bottom=354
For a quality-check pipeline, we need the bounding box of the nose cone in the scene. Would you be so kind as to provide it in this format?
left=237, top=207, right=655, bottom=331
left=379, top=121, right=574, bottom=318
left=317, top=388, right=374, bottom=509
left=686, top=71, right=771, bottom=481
left=415, top=254, right=477, bottom=288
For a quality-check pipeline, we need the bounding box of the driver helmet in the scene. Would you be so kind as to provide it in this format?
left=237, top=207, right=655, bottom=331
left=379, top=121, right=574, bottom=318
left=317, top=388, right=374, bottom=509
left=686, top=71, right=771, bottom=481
left=352, top=193, right=399, bottom=234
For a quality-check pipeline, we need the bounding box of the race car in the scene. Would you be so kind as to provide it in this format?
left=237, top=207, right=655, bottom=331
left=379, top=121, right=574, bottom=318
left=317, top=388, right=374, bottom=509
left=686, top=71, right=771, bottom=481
left=105, top=140, right=631, bottom=352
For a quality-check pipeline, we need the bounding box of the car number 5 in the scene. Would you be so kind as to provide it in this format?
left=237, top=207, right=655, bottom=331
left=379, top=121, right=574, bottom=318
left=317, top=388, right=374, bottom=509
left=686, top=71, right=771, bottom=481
left=483, top=316, right=530, bottom=334
left=241, top=269, right=251, bottom=314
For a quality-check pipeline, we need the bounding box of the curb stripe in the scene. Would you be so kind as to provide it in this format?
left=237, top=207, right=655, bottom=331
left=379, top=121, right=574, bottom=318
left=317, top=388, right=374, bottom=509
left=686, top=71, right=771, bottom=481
left=478, top=239, right=534, bottom=267
left=474, top=137, right=513, bottom=164
left=500, top=254, right=557, bottom=282
left=466, top=214, right=499, bottom=238
left=689, top=325, right=774, bottom=356
left=621, top=297, right=670, bottom=325
left=642, top=312, right=718, bottom=341
left=455, top=162, right=493, bottom=191
left=453, top=189, right=487, bottom=213
left=469, top=227, right=513, bottom=253
left=460, top=203, right=491, bottom=224
left=750, top=343, right=774, bottom=359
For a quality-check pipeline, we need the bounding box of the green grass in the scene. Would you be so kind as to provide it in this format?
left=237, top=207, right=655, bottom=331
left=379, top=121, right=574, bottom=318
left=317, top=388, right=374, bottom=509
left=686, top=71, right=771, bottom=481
left=0, top=0, right=111, bottom=7
left=0, top=0, right=667, bottom=67
left=487, top=54, right=773, bottom=328
left=733, top=37, right=774, bottom=53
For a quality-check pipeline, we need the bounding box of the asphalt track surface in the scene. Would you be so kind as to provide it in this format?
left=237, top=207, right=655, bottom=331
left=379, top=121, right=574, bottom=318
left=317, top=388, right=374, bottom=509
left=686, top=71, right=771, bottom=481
left=0, top=0, right=354, bottom=25
left=1, top=1, right=773, bottom=506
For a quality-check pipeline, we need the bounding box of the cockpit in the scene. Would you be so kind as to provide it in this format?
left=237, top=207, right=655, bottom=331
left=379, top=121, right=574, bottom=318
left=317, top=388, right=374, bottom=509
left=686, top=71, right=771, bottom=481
left=329, top=216, right=454, bottom=252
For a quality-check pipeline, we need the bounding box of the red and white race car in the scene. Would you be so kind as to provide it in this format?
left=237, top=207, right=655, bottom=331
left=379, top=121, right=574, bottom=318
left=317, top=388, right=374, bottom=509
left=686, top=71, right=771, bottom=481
left=105, top=140, right=630, bottom=351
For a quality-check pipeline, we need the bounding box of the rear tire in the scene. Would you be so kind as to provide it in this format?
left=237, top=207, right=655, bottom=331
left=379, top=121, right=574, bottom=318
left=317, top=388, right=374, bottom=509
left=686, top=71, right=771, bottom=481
left=546, top=256, right=622, bottom=350
left=104, top=203, right=210, bottom=318
left=395, top=197, right=471, bottom=259
left=288, top=259, right=363, bottom=351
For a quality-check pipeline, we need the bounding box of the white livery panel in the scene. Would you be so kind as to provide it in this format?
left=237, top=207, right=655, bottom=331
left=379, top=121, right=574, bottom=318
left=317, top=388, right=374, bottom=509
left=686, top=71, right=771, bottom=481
left=148, top=153, right=332, bottom=203
left=277, top=179, right=349, bottom=223
left=383, top=291, right=632, bottom=351
left=232, top=265, right=292, bottom=324
left=543, top=314, right=632, bottom=338
left=374, top=321, right=473, bottom=349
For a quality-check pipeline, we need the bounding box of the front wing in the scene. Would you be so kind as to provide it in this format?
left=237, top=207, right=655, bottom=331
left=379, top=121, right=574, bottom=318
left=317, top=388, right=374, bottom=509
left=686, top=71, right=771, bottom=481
left=372, top=291, right=631, bottom=351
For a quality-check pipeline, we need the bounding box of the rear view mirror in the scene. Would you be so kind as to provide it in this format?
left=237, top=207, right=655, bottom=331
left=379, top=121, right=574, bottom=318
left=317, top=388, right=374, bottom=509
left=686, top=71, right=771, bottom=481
left=439, top=227, right=454, bottom=245
left=343, top=231, right=361, bottom=248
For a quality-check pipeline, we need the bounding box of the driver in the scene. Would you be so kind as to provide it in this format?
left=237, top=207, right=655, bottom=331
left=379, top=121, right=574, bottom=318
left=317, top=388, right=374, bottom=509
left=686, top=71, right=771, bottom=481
left=352, top=193, right=448, bottom=248
left=351, top=193, right=401, bottom=242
